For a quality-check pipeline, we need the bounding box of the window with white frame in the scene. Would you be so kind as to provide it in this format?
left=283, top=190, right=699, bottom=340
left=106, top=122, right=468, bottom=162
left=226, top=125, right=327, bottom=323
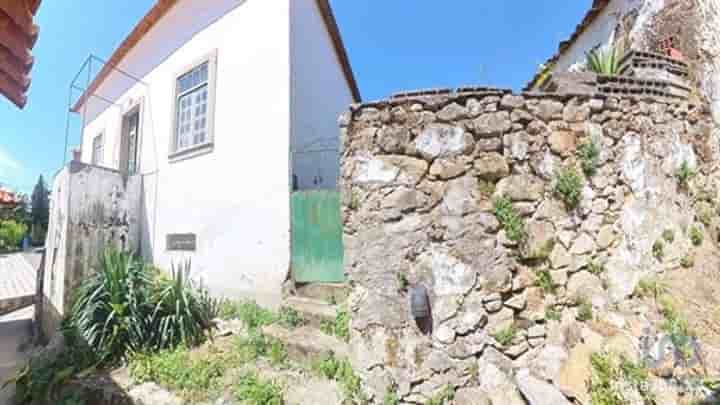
left=92, top=133, right=104, bottom=165
left=171, top=54, right=216, bottom=156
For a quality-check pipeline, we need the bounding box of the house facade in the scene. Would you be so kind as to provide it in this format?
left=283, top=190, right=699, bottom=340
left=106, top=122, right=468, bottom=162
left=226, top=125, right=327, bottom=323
left=43, top=0, right=359, bottom=332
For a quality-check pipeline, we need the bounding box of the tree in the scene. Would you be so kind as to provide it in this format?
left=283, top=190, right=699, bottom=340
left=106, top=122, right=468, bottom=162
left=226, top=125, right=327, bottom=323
left=30, top=175, right=49, bottom=245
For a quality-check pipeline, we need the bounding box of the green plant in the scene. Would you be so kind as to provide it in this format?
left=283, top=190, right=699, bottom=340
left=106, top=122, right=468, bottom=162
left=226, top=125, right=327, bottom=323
left=426, top=385, right=455, bottom=405
left=494, top=195, right=526, bottom=243
left=312, top=353, right=367, bottom=403
left=676, top=161, right=695, bottom=188
left=578, top=139, right=601, bottom=176
left=690, top=226, right=704, bottom=246
left=635, top=278, right=668, bottom=300
left=577, top=301, right=593, bottom=322
left=585, top=45, right=624, bottom=76
left=277, top=307, right=305, bottom=329
left=660, top=300, right=696, bottom=362
left=0, top=219, right=27, bottom=251
left=588, top=261, right=606, bottom=276
left=349, top=190, right=361, bottom=211
left=129, top=347, right=225, bottom=398
left=536, top=269, right=556, bottom=294
left=321, top=307, right=351, bottom=342
left=397, top=272, right=409, bottom=292
left=589, top=352, right=653, bottom=405
left=653, top=240, right=665, bottom=261
left=545, top=306, right=562, bottom=321
left=554, top=167, right=584, bottom=208
left=58, top=392, right=86, bottom=405
left=219, top=299, right=278, bottom=330
left=234, top=373, right=283, bottom=405
left=662, top=229, right=675, bottom=243
left=477, top=180, right=496, bottom=197
left=493, top=326, right=517, bottom=347
left=384, top=389, right=400, bottom=405
left=681, top=254, right=695, bottom=268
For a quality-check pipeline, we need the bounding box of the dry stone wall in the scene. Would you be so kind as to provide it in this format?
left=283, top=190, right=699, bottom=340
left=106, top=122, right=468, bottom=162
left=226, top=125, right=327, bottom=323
left=340, top=89, right=719, bottom=403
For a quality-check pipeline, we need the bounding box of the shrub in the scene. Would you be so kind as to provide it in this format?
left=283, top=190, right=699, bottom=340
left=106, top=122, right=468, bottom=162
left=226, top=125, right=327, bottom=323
left=234, top=373, right=284, bottom=405
left=578, top=140, right=601, bottom=176
left=653, top=240, right=665, bottom=261
left=321, top=307, right=351, bottom=342
left=0, top=219, right=27, bottom=251
left=492, top=326, right=517, bottom=347
left=662, top=229, right=675, bottom=243
left=493, top=195, right=526, bottom=243
left=70, top=250, right=216, bottom=364
left=536, top=269, right=556, bottom=294
left=585, top=45, right=623, bottom=76
left=690, top=226, right=704, bottom=246
left=577, top=301, right=593, bottom=322
left=554, top=167, right=584, bottom=208
left=676, top=161, right=695, bottom=188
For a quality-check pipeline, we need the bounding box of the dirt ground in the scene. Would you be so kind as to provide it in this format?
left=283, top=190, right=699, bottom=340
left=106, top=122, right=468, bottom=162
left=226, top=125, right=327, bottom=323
left=0, top=307, right=33, bottom=405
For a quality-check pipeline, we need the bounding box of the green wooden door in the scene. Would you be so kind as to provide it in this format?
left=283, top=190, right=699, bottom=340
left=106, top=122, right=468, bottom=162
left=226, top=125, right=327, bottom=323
left=291, top=191, right=345, bottom=283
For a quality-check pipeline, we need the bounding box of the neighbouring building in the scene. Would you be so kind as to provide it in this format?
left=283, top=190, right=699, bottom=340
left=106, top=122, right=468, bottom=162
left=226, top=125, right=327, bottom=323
left=42, top=0, right=359, bottom=334
left=0, top=0, right=41, bottom=108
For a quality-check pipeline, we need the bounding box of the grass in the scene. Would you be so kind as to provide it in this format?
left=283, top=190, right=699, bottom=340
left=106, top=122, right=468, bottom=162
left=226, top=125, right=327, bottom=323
left=588, top=261, right=606, bottom=276
left=235, top=331, right=287, bottom=367
left=277, top=307, right=305, bottom=329
left=681, top=254, right=695, bottom=268
left=662, top=229, right=675, bottom=243
left=653, top=240, right=665, bottom=261
left=321, top=307, right=351, bottom=342
left=634, top=277, right=668, bottom=300
left=536, top=269, right=556, bottom=294
left=578, top=139, right=601, bottom=176
left=492, top=326, right=517, bottom=347
left=545, top=306, right=562, bottom=321
left=660, top=299, right=696, bottom=362
left=690, top=226, right=704, bottom=246
left=312, top=353, right=367, bottom=403
left=554, top=167, right=584, bottom=209
left=494, top=195, right=526, bottom=243
left=218, top=300, right=278, bottom=330
left=589, top=352, right=654, bottom=405
left=425, top=385, right=455, bottom=405
left=577, top=301, right=593, bottom=322
left=234, top=373, right=284, bottom=405
left=676, top=161, right=695, bottom=188
left=384, top=389, right=400, bottom=405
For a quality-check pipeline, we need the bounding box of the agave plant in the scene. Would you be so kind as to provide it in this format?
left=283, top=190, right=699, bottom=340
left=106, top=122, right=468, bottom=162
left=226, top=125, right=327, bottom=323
left=70, top=249, right=156, bottom=363
left=585, top=45, right=624, bottom=76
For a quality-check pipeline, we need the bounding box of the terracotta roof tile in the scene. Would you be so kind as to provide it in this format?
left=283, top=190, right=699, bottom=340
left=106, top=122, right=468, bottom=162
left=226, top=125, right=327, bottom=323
left=0, top=0, right=41, bottom=109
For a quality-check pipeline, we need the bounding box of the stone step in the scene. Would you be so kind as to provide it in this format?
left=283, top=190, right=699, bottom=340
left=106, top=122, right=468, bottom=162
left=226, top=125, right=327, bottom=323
left=262, top=324, right=349, bottom=364
left=283, top=296, right=338, bottom=329
left=294, top=283, right=349, bottom=304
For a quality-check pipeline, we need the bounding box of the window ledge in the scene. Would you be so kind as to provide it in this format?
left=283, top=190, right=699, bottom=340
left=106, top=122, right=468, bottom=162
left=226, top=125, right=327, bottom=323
left=169, top=142, right=214, bottom=163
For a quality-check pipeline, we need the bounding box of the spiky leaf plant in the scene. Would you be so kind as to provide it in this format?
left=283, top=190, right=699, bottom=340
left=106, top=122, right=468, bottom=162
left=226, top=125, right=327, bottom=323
left=586, top=45, right=623, bottom=76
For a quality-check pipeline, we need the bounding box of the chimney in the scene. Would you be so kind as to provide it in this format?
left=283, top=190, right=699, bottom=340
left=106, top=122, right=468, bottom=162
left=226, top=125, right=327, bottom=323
left=72, top=148, right=82, bottom=162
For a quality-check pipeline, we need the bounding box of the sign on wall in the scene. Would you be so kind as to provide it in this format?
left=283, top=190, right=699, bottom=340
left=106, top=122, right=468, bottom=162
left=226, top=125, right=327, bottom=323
left=166, top=233, right=197, bottom=251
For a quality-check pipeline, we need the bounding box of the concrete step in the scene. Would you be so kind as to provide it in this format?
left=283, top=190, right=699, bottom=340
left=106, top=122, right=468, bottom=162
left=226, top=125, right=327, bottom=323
left=283, top=296, right=338, bottom=329
left=294, top=283, right=349, bottom=304
left=262, top=324, right=349, bottom=364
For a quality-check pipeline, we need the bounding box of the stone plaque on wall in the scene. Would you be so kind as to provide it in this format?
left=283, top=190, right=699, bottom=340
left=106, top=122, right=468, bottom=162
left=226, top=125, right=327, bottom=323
left=167, top=233, right=197, bottom=251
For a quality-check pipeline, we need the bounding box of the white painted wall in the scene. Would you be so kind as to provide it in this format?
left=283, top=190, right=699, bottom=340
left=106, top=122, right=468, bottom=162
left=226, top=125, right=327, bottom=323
left=290, top=0, right=354, bottom=190
left=77, top=0, right=293, bottom=307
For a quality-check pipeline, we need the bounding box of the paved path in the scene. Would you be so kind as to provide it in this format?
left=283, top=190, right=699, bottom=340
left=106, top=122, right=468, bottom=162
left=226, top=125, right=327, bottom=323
left=0, top=253, right=37, bottom=303
left=0, top=306, right=33, bottom=405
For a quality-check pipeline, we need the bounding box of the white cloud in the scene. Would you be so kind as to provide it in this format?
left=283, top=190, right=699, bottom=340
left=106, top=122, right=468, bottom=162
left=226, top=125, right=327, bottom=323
left=0, top=145, right=22, bottom=177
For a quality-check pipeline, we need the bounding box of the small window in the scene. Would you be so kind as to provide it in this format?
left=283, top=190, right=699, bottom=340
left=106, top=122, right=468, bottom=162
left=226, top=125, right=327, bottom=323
left=92, top=133, right=104, bottom=165
left=170, top=52, right=217, bottom=157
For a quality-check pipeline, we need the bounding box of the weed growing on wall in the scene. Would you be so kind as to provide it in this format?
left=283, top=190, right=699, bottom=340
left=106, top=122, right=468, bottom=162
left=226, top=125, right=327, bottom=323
left=234, top=373, right=284, bottom=405
left=681, top=254, right=694, bottom=268
left=578, top=139, right=601, bottom=176
left=589, top=352, right=654, bottom=404
left=426, top=385, right=455, bottom=405
left=577, top=301, right=594, bottom=322
left=662, top=229, right=675, bottom=243
left=653, top=240, right=665, bottom=261
left=689, top=226, right=704, bottom=246
left=492, top=326, right=517, bottom=347
left=321, top=307, right=351, bottom=342
left=493, top=195, right=526, bottom=243
left=535, top=269, right=556, bottom=294
left=554, top=167, right=584, bottom=208
left=588, top=261, right=606, bottom=276
left=634, top=277, right=668, bottom=300
left=676, top=161, right=695, bottom=188
left=312, top=353, right=367, bottom=403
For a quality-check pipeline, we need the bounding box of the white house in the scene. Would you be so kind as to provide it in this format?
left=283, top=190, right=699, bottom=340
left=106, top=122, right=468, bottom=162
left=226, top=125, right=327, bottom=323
left=62, top=0, right=360, bottom=308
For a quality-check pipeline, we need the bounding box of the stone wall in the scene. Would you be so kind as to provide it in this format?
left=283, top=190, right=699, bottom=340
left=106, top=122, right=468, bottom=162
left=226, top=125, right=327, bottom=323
left=40, top=162, right=142, bottom=338
left=340, top=89, right=718, bottom=403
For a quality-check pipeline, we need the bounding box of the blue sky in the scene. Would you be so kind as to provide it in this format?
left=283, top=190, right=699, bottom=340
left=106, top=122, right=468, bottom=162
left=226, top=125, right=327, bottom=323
left=0, top=1, right=590, bottom=194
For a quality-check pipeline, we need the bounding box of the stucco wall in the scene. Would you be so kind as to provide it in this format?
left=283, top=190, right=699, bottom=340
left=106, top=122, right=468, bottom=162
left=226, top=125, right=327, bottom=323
left=290, top=0, right=354, bottom=190
left=340, top=89, right=717, bottom=403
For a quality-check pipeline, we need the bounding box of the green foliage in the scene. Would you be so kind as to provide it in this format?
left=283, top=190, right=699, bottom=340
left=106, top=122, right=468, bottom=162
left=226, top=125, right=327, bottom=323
left=58, top=392, right=86, bottom=405
left=477, top=180, right=496, bottom=197
left=494, top=195, right=526, bottom=243
left=312, top=353, right=367, bottom=403
left=545, top=306, right=562, bottom=321
left=384, top=389, right=400, bottom=405
left=676, top=161, right=696, bottom=188
left=0, top=219, right=27, bottom=251
left=536, top=269, right=556, bottom=294
left=662, top=229, right=675, bottom=243
left=493, top=326, right=517, bottom=347
left=277, top=307, right=305, bottom=329
left=129, top=347, right=225, bottom=397
left=589, top=352, right=654, bottom=405
left=577, top=301, right=594, bottom=322
left=697, top=205, right=714, bottom=226
left=554, top=167, right=584, bottom=208
left=218, top=299, right=278, bottom=330
left=425, top=385, right=455, bottom=405
left=660, top=299, right=696, bottom=361
left=588, top=261, right=606, bottom=276
left=585, top=45, right=623, bottom=76
left=653, top=240, right=665, bottom=261
left=234, top=373, right=284, bottom=405
left=31, top=175, right=50, bottom=230
left=397, top=272, right=409, bottom=292
left=578, top=139, right=601, bottom=176
left=321, top=307, right=351, bottom=342
left=349, top=190, right=361, bottom=211
left=681, top=254, right=695, bottom=269
left=234, top=331, right=288, bottom=367
left=70, top=251, right=217, bottom=364
left=690, top=226, right=704, bottom=246
left=635, top=278, right=668, bottom=300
